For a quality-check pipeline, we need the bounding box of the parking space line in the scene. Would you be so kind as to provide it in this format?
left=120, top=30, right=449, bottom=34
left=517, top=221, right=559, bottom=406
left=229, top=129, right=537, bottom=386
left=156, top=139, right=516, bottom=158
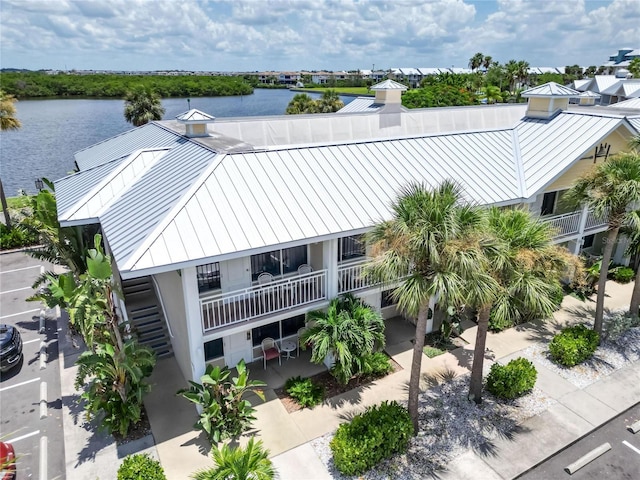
left=622, top=440, right=640, bottom=456
left=0, top=308, right=40, bottom=319
left=1, top=286, right=32, bottom=294
left=0, top=377, right=40, bottom=392
left=4, top=430, right=40, bottom=444
left=0, top=265, right=41, bottom=274
left=24, top=338, right=41, bottom=345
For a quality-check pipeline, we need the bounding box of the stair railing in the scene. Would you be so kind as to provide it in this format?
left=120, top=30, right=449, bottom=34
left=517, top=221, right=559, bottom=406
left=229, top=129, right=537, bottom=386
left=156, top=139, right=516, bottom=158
left=151, top=276, right=174, bottom=338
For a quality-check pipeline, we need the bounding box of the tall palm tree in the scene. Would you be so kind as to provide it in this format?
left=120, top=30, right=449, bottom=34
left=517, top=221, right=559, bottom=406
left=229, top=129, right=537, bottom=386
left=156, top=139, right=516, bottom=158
left=621, top=209, right=640, bottom=317
left=564, top=152, right=640, bottom=337
left=192, top=438, right=276, bottom=480
left=469, top=52, right=484, bottom=72
left=123, top=86, right=165, bottom=127
left=315, top=89, right=344, bottom=113
left=468, top=207, right=573, bottom=402
left=482, top=55, right=493, bottom=71
left=285, top=93, right=318, bottom=114
left=505, top=60, right=519, bottom=93
left=367, top=181, right=489, bottom=429
left=0, top=90, right=21, bottom=131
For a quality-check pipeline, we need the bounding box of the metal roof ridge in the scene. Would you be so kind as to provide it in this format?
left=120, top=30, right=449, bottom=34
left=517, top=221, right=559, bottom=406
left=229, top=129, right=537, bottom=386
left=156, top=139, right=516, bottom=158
left=120, top=152, right=227, bottom=273
left=60, top=147, right=172, bottom=222
left=510, top=129, right=527, bottom=198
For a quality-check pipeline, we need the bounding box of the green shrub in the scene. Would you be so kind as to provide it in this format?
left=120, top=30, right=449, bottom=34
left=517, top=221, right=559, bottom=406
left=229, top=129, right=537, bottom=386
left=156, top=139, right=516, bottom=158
left=610, top=266, right=635, bottom=283
left=486, top=357, right=537, bottom=399
left=550, top=284, right=565, bottom=309
left=549, top=324, right=599, bottom=367
left=423, top=346, right=445, bottom=358
left=0, top=223, right=37, bottom=250
left=330, top=401, right=413, bottom=476
left=117, top=453, right=166, bottom=480
left=604, top=313, right=640, bottom=341
left=284, top=376, right=324, bottom=408
left=488, top=308, right=513, bottom=332
left=360, top=352, right=393, bottom=377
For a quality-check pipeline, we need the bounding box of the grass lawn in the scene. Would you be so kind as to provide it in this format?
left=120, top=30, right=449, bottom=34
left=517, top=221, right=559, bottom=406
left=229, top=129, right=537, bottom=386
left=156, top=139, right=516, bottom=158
left=6, top=195, right=32, bottom=209
left=295, top=86, right=373, bottom=96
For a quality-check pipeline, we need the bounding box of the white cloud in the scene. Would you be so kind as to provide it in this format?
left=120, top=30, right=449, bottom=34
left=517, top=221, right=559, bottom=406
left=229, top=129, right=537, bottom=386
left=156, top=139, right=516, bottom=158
left=0, top=0, right=637, bottom=71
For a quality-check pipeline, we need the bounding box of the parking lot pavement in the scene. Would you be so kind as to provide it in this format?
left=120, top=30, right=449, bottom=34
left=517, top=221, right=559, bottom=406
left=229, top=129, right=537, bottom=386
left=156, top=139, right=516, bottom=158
left=517, top=403, right=640, bottom=480
left=1, top=252, right=65, bottom=480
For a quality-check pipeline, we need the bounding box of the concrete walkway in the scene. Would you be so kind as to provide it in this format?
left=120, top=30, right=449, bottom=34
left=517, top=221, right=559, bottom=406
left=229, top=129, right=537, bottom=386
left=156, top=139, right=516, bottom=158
left=60, top=281, right=640, bottom=479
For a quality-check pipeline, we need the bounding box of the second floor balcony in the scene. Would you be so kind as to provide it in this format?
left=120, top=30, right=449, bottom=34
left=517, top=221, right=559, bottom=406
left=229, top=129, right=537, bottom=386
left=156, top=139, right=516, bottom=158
left=542, top=208, right=608, bottom=240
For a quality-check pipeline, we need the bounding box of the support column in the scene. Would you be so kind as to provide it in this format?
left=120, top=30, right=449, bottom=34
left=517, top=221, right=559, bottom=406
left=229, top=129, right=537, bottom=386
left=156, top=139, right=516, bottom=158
left=573, top=205, right=590, bottom=255
left=323, top=239, right=339, bottom=300
left=181, top=266, right=206, bottom=382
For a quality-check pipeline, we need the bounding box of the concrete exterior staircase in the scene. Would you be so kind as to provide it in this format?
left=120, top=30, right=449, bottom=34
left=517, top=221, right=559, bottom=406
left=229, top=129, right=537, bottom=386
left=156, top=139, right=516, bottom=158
left=122, top=276, right=173, bottom=359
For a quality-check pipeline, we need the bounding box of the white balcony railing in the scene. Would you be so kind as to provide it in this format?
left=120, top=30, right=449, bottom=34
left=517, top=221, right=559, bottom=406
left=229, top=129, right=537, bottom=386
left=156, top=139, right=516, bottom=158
left=338, top=259, right=381, bottom=293
left=585, top=210, right=608, bottom=230
left=200, top=270, right=327, bottom=332
left=543, top=211, right=581, bottom=238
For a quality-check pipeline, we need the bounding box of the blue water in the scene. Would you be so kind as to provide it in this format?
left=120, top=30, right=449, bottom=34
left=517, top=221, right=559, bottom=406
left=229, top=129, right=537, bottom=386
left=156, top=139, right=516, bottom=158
left=0, top=89, right=353, bottom=195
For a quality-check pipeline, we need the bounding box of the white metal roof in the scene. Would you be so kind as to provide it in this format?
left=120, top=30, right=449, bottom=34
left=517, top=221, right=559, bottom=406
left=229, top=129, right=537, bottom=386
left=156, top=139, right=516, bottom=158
left=336, top=97, right=382, bottom=113
left=521, top=82, right=580, bottom=98
left=74, top=123, right=186, bottom=170
left=573, top=79, right=593, bottom=92
left=608, top=98, right=640, bottom=110
left=579, top=91, right=601, bottom=98
left=175, top=109, right=216, bottom=122
left=592, top=76, right=622, bottom=93
left=370, top=79, right=408, bottom=91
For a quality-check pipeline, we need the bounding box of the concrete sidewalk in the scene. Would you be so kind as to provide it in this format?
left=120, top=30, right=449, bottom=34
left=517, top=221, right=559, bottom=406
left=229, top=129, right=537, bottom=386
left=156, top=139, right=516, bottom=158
left=60, top=280, right=640, bottom=479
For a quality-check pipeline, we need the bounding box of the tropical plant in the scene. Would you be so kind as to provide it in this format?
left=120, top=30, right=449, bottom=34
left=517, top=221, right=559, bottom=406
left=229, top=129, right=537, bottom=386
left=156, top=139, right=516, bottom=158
left=330, top=401, right=413, bottom=476
left=360, top=351, right=393, bottom=377
left=564, top=152, right=640, bottom=337
left=0, top=89, right=21, bottom=130
left=486, top=357, right=537, bottom=399
left=177, top=360, right=266, bottom=444
left=484, top=85, right=503, bottom=104
left=315, top=89, right=344, bottom=113
left=629, top=58, right=640, bottom=78
left=610, top=266, right=634, bottom=283
left=467, top=207, right=573, bottom=402
left=285, top=93, right=318, bottom=114
left=192, top=438, right=276, bottom=480
left=301, top=293, right=385, bottom=385
left=283, top=376, right=324, bottom=408
left=117, top=453, right=167, bottom=480
left=75, top=339, right=155, bottom=436
left=549, top=324, right=599, bottom=367
left=123, top=86, right=165, bottom=126
left=622, top=208, right=640, bottom=317
left=367, top=181, right=491, bottom=429
left=468, top=52, right=484, bottom=72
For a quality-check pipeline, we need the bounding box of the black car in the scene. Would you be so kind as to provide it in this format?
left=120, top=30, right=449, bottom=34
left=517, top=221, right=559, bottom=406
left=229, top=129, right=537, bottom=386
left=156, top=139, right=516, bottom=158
left=0, top=325, right=23, bottom=373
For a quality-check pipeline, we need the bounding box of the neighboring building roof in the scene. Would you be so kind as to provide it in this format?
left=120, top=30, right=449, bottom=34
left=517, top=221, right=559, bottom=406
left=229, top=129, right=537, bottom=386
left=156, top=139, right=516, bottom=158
left=592, top=75, right=622, bottom=93
left=521, top=82, right=580, bottom=98
left=336, top=97, right=382, bottom=113
left=175, top=109, right=216, bottom=122
left=608, top=98, right=640, bottom=110
left=573, top=79, right=593, bottom=91
left=579, top=91, right=601, bottom=98
left=74, top=123, right=186, bottom=171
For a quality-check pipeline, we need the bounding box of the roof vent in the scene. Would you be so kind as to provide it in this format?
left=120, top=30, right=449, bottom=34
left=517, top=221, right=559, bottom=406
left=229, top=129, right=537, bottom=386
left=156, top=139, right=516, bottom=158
left=176, top=109, right=216, bottom=137
left=521, top=82, right=580, bottom=119
left=370, top=79, right=408, bottom=105
left=615, top=68, right=631, bottom=79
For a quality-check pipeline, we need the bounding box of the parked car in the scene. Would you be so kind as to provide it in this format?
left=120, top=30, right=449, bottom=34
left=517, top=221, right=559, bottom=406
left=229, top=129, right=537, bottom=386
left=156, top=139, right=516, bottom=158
left=0, top=441, right=16, bottom=480
left=0, top=325, right=23, bottom=373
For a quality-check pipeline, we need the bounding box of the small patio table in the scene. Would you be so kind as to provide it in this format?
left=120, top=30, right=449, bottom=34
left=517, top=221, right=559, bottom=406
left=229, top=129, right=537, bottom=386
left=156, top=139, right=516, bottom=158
left=281, top=340, right=296, bottom=360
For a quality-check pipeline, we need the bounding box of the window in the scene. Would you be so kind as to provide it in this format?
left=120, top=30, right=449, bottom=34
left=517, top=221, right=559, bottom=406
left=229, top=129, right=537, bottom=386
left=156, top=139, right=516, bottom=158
left=197, top=262, right=221, bottom=293
left=251, top=246, right=308, bottom=280
left=204, top=338, right=224, bottom=361
left=381, top=289, right=397, bottom=308
left=282, top=315, right=306, bottom=337
left=540, top=192, right=557, bottom=216
left=339, top=234, right=366, bottom=262
left=251, top=315, right=306, bottom=346
left=583, top=234, right=595, bottom=249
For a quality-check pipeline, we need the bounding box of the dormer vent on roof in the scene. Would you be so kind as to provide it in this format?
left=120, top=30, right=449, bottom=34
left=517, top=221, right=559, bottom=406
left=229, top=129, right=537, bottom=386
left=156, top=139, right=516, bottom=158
left=176, top=109, right=216, bottom=137
left=370, top=79, right=408, bottom=105
left=521, top=82, right=580, bottom=119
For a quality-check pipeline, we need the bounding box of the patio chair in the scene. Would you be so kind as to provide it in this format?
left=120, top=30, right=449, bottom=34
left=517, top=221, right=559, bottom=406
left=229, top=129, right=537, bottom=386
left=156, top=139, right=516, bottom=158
left=297, top=326, right=308, bottom=356
left=257, top=272, right=274, bottom=284
left=261, top=337, right=281, bottom=369
left=297, top=264, right=312, bottom=275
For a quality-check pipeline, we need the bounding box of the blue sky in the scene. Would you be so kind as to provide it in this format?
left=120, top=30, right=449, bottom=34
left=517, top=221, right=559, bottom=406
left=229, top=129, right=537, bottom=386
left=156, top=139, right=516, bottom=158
left=1, top=0, right=638, bottom=72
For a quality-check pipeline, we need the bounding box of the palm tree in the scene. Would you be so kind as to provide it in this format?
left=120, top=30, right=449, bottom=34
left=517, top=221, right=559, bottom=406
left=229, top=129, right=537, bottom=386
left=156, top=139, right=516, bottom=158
left=192, top=438, right=276, bottom=480
left=123, top=86, right=165, bottom=126
left=0, top=90, right=21, bottom=131
left=315, top=89, right=344, bottom=113
left=505, top=60, right=519, bottom=93
left=482, top=55, right=493, bottom=72
left=564, top=152, right=640, bottom=337
left=285, top=93, right=318, bottom=114
left=630, top=134, right=640, bottom=153
left=302, top=294, right=385, bottom=384
left=469, top=52, right=484, bottom=72
left=485, top=85, right=502, bottom=104
left=621, top=209, right=640, bottom=317
left=468, top=207, right=573, bottom=402
left=367, top=181, right=489, bottom=430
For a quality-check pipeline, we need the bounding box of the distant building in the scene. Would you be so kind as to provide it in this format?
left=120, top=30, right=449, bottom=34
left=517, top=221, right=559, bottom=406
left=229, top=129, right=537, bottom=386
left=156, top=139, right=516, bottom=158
left=602, top=48, right=640, bottom=74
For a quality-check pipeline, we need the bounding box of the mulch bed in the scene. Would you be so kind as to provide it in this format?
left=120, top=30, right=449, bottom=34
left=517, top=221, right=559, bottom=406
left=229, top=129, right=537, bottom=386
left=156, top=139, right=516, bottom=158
left=275, top=355, right=403, bottom=414
left=113, top=405, right=152, bottom=445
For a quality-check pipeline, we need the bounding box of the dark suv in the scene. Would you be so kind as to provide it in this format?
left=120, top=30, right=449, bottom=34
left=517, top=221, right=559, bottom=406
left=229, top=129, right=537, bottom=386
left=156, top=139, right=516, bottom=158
left=0, top=325, right=23, bottom=373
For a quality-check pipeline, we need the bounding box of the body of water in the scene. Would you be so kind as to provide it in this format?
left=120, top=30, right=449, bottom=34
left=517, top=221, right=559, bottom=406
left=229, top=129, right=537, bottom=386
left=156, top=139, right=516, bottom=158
left=0, top=89, right=353, bottom=195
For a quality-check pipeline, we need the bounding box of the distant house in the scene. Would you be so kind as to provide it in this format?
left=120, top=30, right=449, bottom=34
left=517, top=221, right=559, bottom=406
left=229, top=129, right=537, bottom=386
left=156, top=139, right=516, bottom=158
left=572, top=75, right=640, bottom=105
left=602, top=48, right=640, bottom=74
left=54, top=81, right=640, bottom=384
